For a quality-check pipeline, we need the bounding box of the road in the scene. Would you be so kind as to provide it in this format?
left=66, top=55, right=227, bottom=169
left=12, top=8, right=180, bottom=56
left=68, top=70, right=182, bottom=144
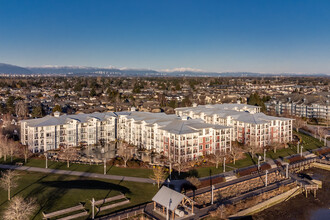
left=0, top=164, right=155, bottom=183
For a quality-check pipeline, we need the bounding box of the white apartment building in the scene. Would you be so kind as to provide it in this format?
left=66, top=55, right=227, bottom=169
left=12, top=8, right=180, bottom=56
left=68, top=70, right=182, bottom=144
left=116, top=111, right=232, bottom=162
left=20, top=110, right=232, bottom=163
left=175, top=104, right=293, bottom=147
left=265, top=94, right=330, bottom=121
left=20, top=112, right=117, bottom=152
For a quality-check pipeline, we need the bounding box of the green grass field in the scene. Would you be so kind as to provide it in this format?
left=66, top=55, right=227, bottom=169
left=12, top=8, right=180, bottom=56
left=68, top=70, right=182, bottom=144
left=195, top=131, right=324, bottom=177
left=0, top=170, right=157, bottom=219
left=0, top=131, right=323, bottom=181
left=0, top=157, right=153, bottom=178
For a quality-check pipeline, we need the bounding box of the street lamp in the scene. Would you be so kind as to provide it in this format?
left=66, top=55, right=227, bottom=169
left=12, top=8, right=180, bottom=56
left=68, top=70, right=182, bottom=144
left=91, top=198, right=95, bottom=219
left=211, top=185, right=215, bottom=204
left=44, top=152, right=48, bottom=169
left=223, top=157, right=226, bottom=173
left=297, top=141, right=300, bottom=154
left=103, top=158, right=106, bottom=175
left=324, top=135, right=329, bottom=147
left=264, top=149, right=266, bottom=162
left=258, top=156, right=262, bottom=170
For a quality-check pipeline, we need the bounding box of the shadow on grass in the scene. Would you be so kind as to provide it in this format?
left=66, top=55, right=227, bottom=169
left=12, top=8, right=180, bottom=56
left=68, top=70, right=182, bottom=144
left=170, top=169, right=199, bottom=180
left=30, top=174, right=70, bottom=219
left=40, top=180, right=130, bottom=194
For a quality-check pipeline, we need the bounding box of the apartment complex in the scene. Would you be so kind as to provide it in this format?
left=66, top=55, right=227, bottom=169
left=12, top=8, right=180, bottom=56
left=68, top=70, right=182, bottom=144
left=20, top=112, right=117, bottom=152
left=116, top=112, right=232, bottom=162
left=175, top=104, right=293, bottom=147
left=265, top=93, right=330, bottom=121
left=20, top=110, right=232, bottom=162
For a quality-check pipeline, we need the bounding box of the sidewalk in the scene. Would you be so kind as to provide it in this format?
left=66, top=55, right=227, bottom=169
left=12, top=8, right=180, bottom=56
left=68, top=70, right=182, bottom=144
left=0, top=164, right=155, bottom=183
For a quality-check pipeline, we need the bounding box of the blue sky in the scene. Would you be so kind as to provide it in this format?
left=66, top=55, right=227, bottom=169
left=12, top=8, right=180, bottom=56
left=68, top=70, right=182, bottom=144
left=0, top=0, right=330, bottom=73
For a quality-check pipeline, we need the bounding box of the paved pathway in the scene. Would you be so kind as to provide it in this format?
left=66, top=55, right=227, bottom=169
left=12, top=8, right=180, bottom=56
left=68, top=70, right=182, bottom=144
left=0, top=164, right=155, bottom=183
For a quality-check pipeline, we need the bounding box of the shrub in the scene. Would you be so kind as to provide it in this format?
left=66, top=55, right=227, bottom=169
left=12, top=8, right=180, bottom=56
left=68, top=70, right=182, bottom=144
left=288, top=155, right=305, bottom=164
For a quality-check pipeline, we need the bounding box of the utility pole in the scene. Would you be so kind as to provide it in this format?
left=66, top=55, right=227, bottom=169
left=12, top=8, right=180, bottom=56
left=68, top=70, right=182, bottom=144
left=104, top=158, right=106, bottom=175
left=223, top=157, right=226, bottom=173
left=211, top=185, right=215, bottom=204
left=325, top=135, right=329, bottom=147
left=286, top=163, right=289, bottom=178
left=92, top=198, right=95, bottom=219
left=45, top=152, right=48, bottom=169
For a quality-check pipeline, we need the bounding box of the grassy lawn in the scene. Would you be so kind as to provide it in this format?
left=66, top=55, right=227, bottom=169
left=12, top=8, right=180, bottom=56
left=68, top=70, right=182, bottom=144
left=0, top=169, right=157, bottom=219
left=293, top=130, right=324, bottom=150
left=196, top=153, right=257, bottom=177
left=195, top=131, right=324, bottom=177
left=229, top=153, right=257, bottom=169
left=196, top=166, right=229, bottom=177
left=0, top=157, right=153, bottom=178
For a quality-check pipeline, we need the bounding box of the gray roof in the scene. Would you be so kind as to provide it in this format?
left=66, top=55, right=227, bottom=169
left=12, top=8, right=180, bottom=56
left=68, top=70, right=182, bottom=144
left=176, top=105, right=292, bottom=124
left=21, top=112, right=117, bottom=127
left=120, top=112, right=231, bottom=134
left=160, top=119, right=230, bottom=134
left=272, top=93, right=330, bottom=105
left=152, top=186, right=186, bottom=211
left=176, top=103, right=260, bottom=112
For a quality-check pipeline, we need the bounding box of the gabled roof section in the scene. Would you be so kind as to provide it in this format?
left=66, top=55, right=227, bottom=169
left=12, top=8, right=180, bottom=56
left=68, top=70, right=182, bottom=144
left=152, top=186, right=186, bottom=211
left=23, top=112, right=118, bottom=127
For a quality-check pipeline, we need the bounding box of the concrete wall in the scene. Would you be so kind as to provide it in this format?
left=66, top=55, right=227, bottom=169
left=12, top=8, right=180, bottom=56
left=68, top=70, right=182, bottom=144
left=230, top=186, right=300, bottom=217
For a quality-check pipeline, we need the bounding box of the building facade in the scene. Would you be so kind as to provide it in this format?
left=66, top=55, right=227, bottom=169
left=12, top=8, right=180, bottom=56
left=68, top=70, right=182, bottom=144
left=20, top=110, right=232, bottom=163
left=175, top=104, right=293, bottom=148
left=265, top=94, right=330, bottom=121
left=20, top=112, right=117, bottom=152
left=116, top=112, right=232, bottom=162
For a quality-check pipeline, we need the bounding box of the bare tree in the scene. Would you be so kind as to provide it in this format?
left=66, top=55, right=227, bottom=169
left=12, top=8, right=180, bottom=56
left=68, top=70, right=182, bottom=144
left=3, top=196, right=37, bottom=220
left=268, top=142, right=281, bottom=153
left=211, top=150, right=225, bottom=169
left=150, top=166, right=166, bottom=188
left=246, top=143, right=259, bottom=158
left=317, top=127, right=326, bottom=142
left=21, top=145, right=31, bottom=164
left=0, top=133, right=9, bottom=162
left=117, top=141, right=134, bottom=167
left=230, top=142, right=243, bottom=165
left=15, top=100, right=29, bottom=119
left=58, top=147, right=79, bottom=168
left=293, top=117, right=305, bottom=133
left=0, top=170, right=19, bottom=200
left=175, top=161, right=183, bottom=176
left=8, top=139, right=18, bottom=163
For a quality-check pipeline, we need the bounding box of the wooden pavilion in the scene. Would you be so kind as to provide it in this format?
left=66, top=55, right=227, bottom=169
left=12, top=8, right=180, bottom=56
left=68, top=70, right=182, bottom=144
left=152, top=186, right=194, bottom=219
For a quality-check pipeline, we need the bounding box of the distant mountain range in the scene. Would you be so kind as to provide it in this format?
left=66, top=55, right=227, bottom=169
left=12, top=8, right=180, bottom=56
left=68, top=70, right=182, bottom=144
left=0, top=62, right=329, bottom=77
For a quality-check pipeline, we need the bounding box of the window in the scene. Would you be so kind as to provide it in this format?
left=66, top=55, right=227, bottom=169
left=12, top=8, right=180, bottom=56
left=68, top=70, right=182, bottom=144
left=199, top=145, right=203, bottom=150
